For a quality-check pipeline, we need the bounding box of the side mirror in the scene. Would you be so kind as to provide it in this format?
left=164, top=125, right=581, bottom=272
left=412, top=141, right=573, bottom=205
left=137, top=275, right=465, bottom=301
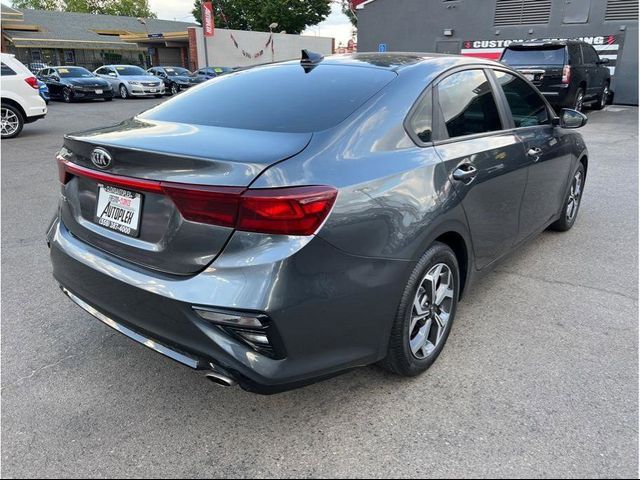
left=559, top=108, right=588, bottom=129
left=597, top=58, right=610, bottom=65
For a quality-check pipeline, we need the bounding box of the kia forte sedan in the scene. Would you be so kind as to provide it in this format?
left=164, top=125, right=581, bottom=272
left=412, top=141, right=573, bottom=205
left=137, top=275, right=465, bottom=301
left=48, top=52, right=588, bottom=394
left=37, top=66, right=113, bottom=102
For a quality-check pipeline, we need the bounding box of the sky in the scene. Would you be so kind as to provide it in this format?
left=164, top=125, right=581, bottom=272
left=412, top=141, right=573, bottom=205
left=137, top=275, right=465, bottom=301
left=148, top=0, right=356, bottom=46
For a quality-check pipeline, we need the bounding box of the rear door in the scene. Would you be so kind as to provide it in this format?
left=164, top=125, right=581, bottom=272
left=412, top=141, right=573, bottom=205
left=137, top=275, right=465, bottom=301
left=433, top=68, right=528, bottom=269
left=580, top=44, right=598, bottom=98
left=491, top=68, right=573, bottom=240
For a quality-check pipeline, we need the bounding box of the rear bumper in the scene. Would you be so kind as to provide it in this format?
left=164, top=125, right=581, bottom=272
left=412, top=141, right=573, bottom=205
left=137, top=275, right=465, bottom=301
left=539, top=85, right=574, bottom=108
left=48, top=216, right=410, bottom=393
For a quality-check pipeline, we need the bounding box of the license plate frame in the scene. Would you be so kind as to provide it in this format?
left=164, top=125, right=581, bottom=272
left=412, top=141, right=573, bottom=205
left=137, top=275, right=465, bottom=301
left=94, top=184, right=143, bottom=238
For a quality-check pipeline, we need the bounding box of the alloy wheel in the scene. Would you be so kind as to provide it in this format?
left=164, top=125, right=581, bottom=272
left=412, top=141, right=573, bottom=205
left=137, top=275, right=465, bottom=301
left=409, top=263, right=454, bottom=359
left=63, top=88, right=71, bottom=103
left=566, top=171, right=583, bottom=222
left=600, top=85, right=609, bottom=109
left=1, top=107, right=20, bottom=137
left=575, top=90, right=584, bottom=112
left=120, top=85, right=128, bottom=99
left=171, top=84, right=178, bottom=95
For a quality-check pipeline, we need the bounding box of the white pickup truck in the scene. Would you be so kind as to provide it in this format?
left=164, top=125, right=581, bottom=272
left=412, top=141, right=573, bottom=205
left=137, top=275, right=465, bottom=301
left=1, top=53, right=47, bottom=138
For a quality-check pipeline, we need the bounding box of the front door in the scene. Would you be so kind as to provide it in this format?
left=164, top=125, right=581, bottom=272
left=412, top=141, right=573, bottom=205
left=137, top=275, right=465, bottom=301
left=433, top=68, right=528, bottom=269
left=491, top=69, right=573, bottom=241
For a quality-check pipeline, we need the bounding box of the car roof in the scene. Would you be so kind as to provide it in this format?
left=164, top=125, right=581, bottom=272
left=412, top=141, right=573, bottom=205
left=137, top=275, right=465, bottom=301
left=274, top=52, right=503, bottom=73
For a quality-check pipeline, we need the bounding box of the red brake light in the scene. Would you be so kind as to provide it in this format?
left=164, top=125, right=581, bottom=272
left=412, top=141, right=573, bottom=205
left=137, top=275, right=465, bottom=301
left=57, top=155, right=337, bottom=236
left=562, top=65, right=571, bottom=84
left=24, top=76, right=39, bottom=89
left=161, top=184, right=243, bottom=227
left=238, top=186, right=338, bottom=235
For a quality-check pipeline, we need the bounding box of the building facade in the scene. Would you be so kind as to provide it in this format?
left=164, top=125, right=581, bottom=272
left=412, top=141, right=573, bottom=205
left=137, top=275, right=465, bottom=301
left=357, top=0, right=638, bottom=105
left=1, top=6, right=195, bottom=71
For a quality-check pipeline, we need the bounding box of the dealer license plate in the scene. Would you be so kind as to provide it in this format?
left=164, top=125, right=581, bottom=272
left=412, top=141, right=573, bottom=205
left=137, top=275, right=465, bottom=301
left=94, top=184, right=142, bottom=237
left=95, top=89, right=103, bottom=94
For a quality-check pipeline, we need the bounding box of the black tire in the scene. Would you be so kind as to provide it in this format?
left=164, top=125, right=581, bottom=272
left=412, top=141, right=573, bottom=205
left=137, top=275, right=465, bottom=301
left=104, top=97, right=113, bottom=102
left=573, top=87, right=585, bottom=112
left=1, top=103, right=25, bottom=139
left=63, top=87, right=73, bottom=103
left=119, top=84, right=128, bottom=99
left=549, top=163, right=586, bottom=232
left=380, top=242, right=460, bottom=376
left=593, top=81, right=610, bottom=110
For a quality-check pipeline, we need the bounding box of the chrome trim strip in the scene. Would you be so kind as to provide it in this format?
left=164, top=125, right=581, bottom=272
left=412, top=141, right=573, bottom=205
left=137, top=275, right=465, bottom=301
left=61, top=287, right=200, bottom=369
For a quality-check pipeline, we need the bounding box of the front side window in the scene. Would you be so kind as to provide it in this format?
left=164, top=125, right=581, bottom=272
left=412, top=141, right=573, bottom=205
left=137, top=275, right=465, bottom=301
left=494, top=71, right=549, bottom=127
left=436, top=69, right=502, bottom=139
left=581, top=45, right=599, bottom=64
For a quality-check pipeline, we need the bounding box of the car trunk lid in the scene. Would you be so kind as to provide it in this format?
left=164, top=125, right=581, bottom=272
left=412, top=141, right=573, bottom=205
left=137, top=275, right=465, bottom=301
left=58, top=118, right=312, bottom=275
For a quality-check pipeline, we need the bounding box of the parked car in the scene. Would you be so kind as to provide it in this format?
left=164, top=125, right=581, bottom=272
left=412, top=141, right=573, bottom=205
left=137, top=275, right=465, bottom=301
left=500, top=40, right=611, bottom=112
left=147, top=66, right=198, bottom=95
left=27, top=62, right=49, bottom=74
left=37, top=66, right=113, bottom=103
left=192, top=66, right=233, bottom=82
left=37, top=80, right=50, bottom=104
left=1, top=53, right=47, bottom=139
left=49, top=52, right=588, bottom=393
left=93, top=65, right=164, bottom=99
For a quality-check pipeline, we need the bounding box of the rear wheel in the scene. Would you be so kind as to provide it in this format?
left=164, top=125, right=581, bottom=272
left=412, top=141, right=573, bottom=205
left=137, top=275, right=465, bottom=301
left=119, top=84, right=128, bottom=99
left=549, top=163, right=585, bottom=232
left=573, top=87, right=585, bottom=112
left=380, top=242, right=459, bottom=376
left=593, top=82, right=609, bottom=110
left=1, top=103, right=24, bottom=139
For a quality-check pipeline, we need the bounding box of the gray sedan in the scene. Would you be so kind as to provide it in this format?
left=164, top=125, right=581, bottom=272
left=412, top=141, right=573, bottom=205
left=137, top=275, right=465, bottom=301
left=93, top=64, right=164, bottom=99
left=50, top=52, right=588, bottom=394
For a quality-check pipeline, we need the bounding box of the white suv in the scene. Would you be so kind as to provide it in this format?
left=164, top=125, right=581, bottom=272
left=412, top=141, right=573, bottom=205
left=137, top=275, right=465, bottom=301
left=1, top=53, right=47, bottom=138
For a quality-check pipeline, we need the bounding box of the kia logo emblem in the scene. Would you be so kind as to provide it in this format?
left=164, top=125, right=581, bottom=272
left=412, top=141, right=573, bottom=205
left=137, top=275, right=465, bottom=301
left=91, top=148, right=112, bottom=169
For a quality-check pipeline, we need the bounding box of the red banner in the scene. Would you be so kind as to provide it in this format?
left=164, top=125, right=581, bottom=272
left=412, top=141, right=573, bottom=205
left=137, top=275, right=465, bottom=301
left=202, top=1, right=214, bottom=37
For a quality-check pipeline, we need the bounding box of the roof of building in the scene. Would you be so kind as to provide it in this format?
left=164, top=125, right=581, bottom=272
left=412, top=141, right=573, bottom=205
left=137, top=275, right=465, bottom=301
left=2, top=8, right=196, bottom=50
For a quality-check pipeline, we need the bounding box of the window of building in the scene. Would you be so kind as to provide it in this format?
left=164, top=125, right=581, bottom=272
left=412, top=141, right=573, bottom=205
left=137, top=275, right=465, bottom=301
left=605, top=0, right=639, bottom=21
left=494, top=0, right=552, bottom=26
left=563, top=0, right=591, bottom=23
left=436, top=69, right=502, bottom=139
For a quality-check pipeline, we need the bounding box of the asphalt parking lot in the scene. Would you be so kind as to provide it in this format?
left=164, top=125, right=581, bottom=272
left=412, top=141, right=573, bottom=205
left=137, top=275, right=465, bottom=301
left=1, top=97, right=638, bottom=478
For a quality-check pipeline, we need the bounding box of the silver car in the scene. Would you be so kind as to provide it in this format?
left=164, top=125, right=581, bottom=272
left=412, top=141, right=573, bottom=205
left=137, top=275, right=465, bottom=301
left=93, top=65, right=164, bottom=99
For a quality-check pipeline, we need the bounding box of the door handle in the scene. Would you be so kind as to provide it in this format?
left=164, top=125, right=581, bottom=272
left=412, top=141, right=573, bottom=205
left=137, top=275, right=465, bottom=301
left=452, top=163, right=478, bottom=183
left=527, top=147, right=542, bottom=161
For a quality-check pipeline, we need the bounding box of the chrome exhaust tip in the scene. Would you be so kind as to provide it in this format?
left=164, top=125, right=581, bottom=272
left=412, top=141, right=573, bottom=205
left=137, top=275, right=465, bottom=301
left=204, top=371, right=237, bottom=388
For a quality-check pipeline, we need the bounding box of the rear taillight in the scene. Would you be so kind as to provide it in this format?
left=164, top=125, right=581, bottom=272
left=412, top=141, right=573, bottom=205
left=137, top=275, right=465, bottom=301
left=238, top=187, right=337, bottom=235
left=562, top=65, right=571, bottom=84
left=57, top=155, right=337, bottom=236
left=24, top=76, right=39, bottom=89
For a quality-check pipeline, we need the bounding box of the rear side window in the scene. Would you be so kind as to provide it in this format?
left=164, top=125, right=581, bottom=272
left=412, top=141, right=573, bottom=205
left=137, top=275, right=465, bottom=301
left=494, top=71, right=549, bottom=128
left=436, top=69, right=502, bottom=139
left=501, top=47, right=566, bottom=66
left=408, top=89, right=433, bottom=143
left=140, top=64, right=396, bottom=133
left=581, top=44, right=599, bottom=64
left=1, top=63, right=16, bottom=76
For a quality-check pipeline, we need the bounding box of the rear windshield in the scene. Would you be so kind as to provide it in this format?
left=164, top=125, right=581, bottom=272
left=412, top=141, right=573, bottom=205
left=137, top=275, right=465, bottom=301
left=501, top=47, right=566, bottom=66
left=139, top=64, right=397, bottom=133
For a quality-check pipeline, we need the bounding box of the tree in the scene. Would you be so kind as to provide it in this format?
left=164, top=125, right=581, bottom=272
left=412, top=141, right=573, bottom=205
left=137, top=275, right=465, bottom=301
left=12, top=0, right=156, bottom=17
left=341, top=0, right=357, bottom=27
left=192, top=0, right=331, bottom=35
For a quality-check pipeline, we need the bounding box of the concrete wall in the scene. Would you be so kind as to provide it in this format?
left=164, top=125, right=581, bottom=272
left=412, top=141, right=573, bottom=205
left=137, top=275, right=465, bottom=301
left=192, top=27, right=334, bottom=68
left=357, top=0, right=638, bottom=105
